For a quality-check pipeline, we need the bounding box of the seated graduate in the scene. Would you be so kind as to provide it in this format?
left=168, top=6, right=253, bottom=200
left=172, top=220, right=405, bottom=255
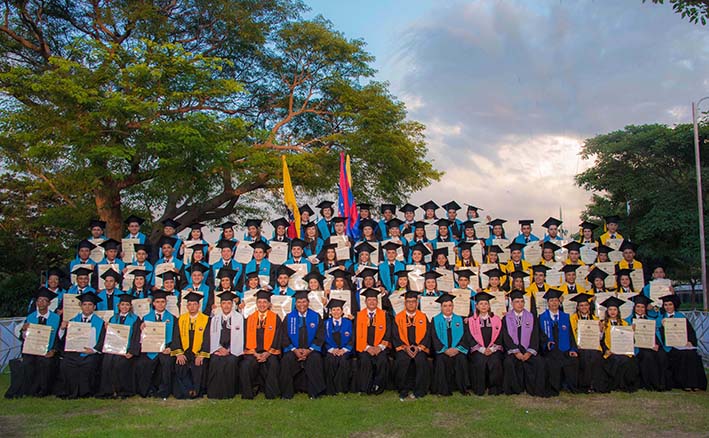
left=96, top=294, right=142, bottom=398
left=656, top=294, right=707, bottom=391
left=392, top=290, right=432, bottom=400
left=625, top=294, right=668, bottom=391
left=203, top=290, right=244, bottom=399
left=323, top=298, right=354, bottom=395
left=568, top=293, right=607, bottom=393
left=501, top=289, right=547, bottom=397
left=467, top=291, right=504, bottom=396
left=135, top=290, right=176, bottom=399
left=355, top=288, right=392, bottom=395
left=539, top=289, right=578, bottom=395
left=57, top=291, right=105, bottom=399
left=600, top=296, right=639, bottom=393
left=240, top=290, right=282, bottom=400
left=170, top=291, right=210, bottom=399
left=7, top=287, right=61, bottom=398
left=279, top=290, right=326, bottom=399
left=431, top=292, right=470, bottom=396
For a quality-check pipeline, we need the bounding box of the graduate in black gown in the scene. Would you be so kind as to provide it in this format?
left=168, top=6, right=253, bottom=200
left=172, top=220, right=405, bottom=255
left=279, top=290, right=326, bottom=399
left=170, top=291, right=210, bottom=399
left=323, top=298, right=354, bottom=395
left=467, top=291, right=505, bottom=396
left=354, top=288, right=392, bottom=395
left=202, top=291, right=244, bottom=399
left=625, top=294, right=668, bottom=391
left=600, top=296, right=639, bottom=392
left=501, top=290, right=547, bottom=396
left=134, top=290, right=176, bottom=398
left=569, top=293, right=608, bottom=393
left=657, top=294, right=707, bottom=391
left=538, top=289, right=578, bottom=395
left=96, top=294, right=142, bottom=398
left=392, top=290, right=432, bottom=400
left=430, top=293, right=471, bottom=396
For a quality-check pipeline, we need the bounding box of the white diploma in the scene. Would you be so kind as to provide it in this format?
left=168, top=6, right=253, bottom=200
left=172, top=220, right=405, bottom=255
left=271, top=295, right=292, bottom=320
left=489, top=291, right=507, bottom=316
left=141, top=321, right=166, bottom=353
left=562, top=294, right=578, bottom=314
left=89, top=238, right=105, bottom=263
left=406, top=267, right=425, bottom=292
left=649, top=279, right=671, bottom=305
left=608, top=250, right=623, bottom=263
left=523, top=241, right=542, bottom=265
left=94, top=310, right=114, bottom=323
left=471, top=243, right=484, bottom=265
left=610, top=325, right=635, bottom=355
left=308, top=291, right=325, bottom=316
left=234, top=241, right=255, bottom=264
left=473, top=223, right=490, bottom=239
left=576, top=265, right=591, bottom=290
left=435, top=268, right=455, bottom=292
left=419, top=296, right=440, bottom=320
left=329, top=290, right=353, bottom=316
left=633, top=318, right=656, bottom=349
left=663, top=318, right=688, bottom=348
left=182, top=239, right=203, bottom=264
left=269, top=241, right=290, bottom=265
left=62, top=293, right=83, bottom=320
left=605, top=238, right=623, bottom=251
left=121, top=238, right=139, bottom=263
left=576, top=319, right=600, bottom=350
left=616, top=293, right=637, bottom=320
left=241, top=290, right=258, bottom=319
left=122, top=265, right=141, bottom=291
left=335, top=246, right=351, bottom=261
left=97, top=263, right=120, bottom=290
left=580, top=244, right=598, bottom=265
left=594, top=292, right=614, bottom=319
left=22, top=323, right=52, bottom=356
left=479, top=263, right=498, bottom=289
left=154, top=263, right=175, bottom=289
left=208, top=247, right=222, bottom=265
left=132, top=298, right=151, bottom=318
left=331, top=235, right=349, bottom=248
left=103, top=323, right=130, bottom=355
left=492, top=239, right=511, bottom=263
left=594, top=262, right=617, bottom=289
left=424, top=224, right=438, bottom=241
left=165, top=295, right=179, bottom=318
left=450, top=288, right=471, bottom=316
left=629, top=270, right=645, bottom=290
left=437, top=242, right=456, bottom=265
left=287, top=263, right=309, bottom=290
left=64, top=321, right=94, bottom=353
left=388, top=292, right=406, bottom=315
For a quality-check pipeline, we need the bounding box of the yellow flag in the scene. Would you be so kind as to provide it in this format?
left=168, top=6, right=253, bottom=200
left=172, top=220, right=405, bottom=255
left=282, top=156, right=301, bottom=238
left=346, top=154, right=352, bottom=187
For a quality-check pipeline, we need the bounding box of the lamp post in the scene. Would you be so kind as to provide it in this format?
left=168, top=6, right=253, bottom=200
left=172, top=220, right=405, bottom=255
left=691, top=97, right=708, bottom=310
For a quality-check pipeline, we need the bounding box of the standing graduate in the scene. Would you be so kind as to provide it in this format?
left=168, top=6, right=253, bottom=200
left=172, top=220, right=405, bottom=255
left=378, top=241, right=406, bottom=293
left=539, top=289, right=579, bottom=395
left=541, top=217, right=563, bottom=242
left=355, top=288, right=392, bottom=395
left=96, top=294, right=142, bottom=398
left=624, top=294, right=668, bottom=391
left=513, top=219, right=540, bottom=244
left=170, top=291, right=210, bottom=399
left=467, top=292, right=505, bottom=396
left=656, top=294, right=707, bottom=391
left=392, top=290, right=432, bottom=400
left=57, top=292, right=105, bottom=399
left=600, top=296, right=639, bottom=392
left=431, top=293, right=470, bottom=396
left=135, top=290, right=176, bottom=399
left=240, top=290, right=282, bottom=400
left=155, top=218, right=183, bottom=260
left=568, top=293, right=607, bottom=393
left=323, top=298, right=354, bottom=395
left=243, top=240, right=275, bottom=287
left=599, top=215, right=623, bottom=245
left=203, top=291, right=244, bottom=399
left=279, top=291, right=326, bottom=399
left=501, top=290, right=547, bottom=396
left=316, top=200, right=336, bottom=240
left=270, top=217, right=292, bottom=243
left=124, top=214, right=148, bottom=244
left=377, top=204, right=397, bottom=240
left=442, top=201, right=463, bottom=240
left=96, top=268, right=124, bottom=313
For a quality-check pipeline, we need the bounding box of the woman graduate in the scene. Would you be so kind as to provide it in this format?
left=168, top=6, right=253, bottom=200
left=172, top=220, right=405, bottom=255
left=501, top=289, right=547, bottom=396
left=569, top=293, right=608, bottom=393
left=600, top=296, right=639, bottom=392
left=656, top=294, right=707, bottom=391
left=316, top=200, right=336, bottom=240
left=96, top=294, right=142, bottom=398
left=431, top=293, right=471, bottom=396
left=323, top=298, right=354, bottom=395
left=467, top=291, right=504, bottom=396
left=624, top=294, right=668, bottom=391
left=202, top=290, right=244, bottom=399
left=125, top=269, right=150, bottom=299
left=134, top=290, right=176, bottom=399
left=302, top=221, right=324, bottom=258
left=170, top=291, right=210, bottom=399
left=270, top=217, right=292, bottom=243
left=57, top=291, right=105, bottom=399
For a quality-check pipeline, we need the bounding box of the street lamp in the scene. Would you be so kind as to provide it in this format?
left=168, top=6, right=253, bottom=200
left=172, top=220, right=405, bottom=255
left=691, top=97, right=708, bottom=310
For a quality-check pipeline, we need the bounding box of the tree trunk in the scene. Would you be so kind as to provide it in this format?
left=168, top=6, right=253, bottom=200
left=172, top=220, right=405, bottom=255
left=95, top=185, right=123, bottom=240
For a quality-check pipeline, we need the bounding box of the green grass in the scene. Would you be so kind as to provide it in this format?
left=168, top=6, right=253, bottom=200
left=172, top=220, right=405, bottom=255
left=1, top=374, right=708, bottom=437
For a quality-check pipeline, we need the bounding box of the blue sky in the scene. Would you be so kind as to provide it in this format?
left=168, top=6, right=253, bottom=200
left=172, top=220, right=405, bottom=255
left=303, top=0, right=709, bottom=233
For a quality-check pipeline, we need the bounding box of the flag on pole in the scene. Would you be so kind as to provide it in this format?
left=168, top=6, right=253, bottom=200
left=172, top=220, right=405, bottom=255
left=282, top=156, right=301, bottom=238
left=338, top=152, right=359, bottom=239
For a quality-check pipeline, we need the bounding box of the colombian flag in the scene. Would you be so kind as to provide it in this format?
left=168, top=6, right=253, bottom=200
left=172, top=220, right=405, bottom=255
left=282, top=156, right=301, bottom=238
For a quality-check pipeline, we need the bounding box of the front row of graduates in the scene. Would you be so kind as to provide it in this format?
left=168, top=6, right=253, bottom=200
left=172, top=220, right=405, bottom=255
left=6, top=284, right=706, bottom=400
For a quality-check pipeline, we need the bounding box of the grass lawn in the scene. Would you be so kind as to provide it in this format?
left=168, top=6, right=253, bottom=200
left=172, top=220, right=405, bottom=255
left=1, top=374, right=708, bottom=437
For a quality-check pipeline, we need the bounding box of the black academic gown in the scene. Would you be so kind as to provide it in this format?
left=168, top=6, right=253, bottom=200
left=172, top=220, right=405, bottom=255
left=202, top=315, right=241, bottom=399
left=134, top=318, right=175, bottom=399
left=279, top=315, right=326, bottom=399
left=660, top=317, right=707, bottom=391
left=6, top=318, right=60, bottom=398
left=468, top=318, right=505, bottom=396
left=354, top=312, right=392, bottom=394
left=239, top=315, right=283, bottom=400
left=601, top=322, right=639, bottom=393
left=170, top=318, right=208, bottom=399
left=324, top=322, right=354, bottom=395
left=96, top=316, right=142, bottom=398
left=540, top=316, right=579, bottom=395
left=501, top=313, right=547, bottom=396
left=632, top=316, right=668, bottom=392
left=58, top=316, right=105, bottom=399
left=574, top=316, right=608, bottom=394
left=431, top=318, right=471, bottom=396
left=392, top=315, right=432, bottom=398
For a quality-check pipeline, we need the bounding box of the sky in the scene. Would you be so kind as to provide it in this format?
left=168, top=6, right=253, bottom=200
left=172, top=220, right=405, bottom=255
left=302, top=0, right=709, bottom=235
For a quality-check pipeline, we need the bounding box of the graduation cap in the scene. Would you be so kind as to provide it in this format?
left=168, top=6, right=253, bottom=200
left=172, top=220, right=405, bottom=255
left=158, top=236, right=177, bottom=248
left=604, top=215, right=621, bottom=224
left=35, top=287, right=58, bottom=301
left=270, top=217, right=290, bottom=229
left=400, top=203, right=418, bottom=213
left=303, top=221, right=317, bottom=229
left=76, top=291, right=102, bottom=304
left=183, top=291, right=204, bottom=302
left=403, top=290, right=420, bottom=299
left=465, top=204, right=483, bottom=212
left=532, top=264, right=551, bottom=274
left=458, top=241, right=477, bottom=252
left=600, top=296, right=625, bottom=309
left=461, top=220, right=478, bottom=229
left=419, top=200, right=439, bottom=211
left=327, top=298, right=346, bottom=309
left=290, top=238, right=307, bottom=248
left=299, top=204, right=315, bottom=216
left=541, top=217, right=562, bottom=228
left=250, top=240, right=271, bottom=251
left=124, top=215, right=145, bottom=225
left=586, top=268, right=608, bottom=281
left=187, top=263, right=209, bottom=274
left=616, top=268, right=634, bottom=278
left=133, top=243, right=151, bottom=254
left=432, top=247, right=449, bottom=258
left=216, top=239, right=234, bottom=249
left=435, top=293, right=456, bottom=304
left=72, top=266, right=94, bottom=277
left=151, top=290, right=170, bottom=300
left=316, top=200, right=334, bottom=210
left=409, top=241, right=431, bottom=255
left=579, top=221, right=599, bottom=231
left=434, top=218, right=451, bottom=227
left=518, top=219, right=534, bottom=226
left=659, top=294, right=680, bottom=307
left=303, top=271, right=324, bottom=283
left=331, top=216, right=347, bottom=224
left=360, top=288, right=381, bottom=298
left=569, top=293, right=594, bottom=303
left=256, top=290, right=273, bottom=301
left=46, top=267, right=66, bottom=279
left=564, top=241, right=583, bottom=252
left=487, top=218, right=507, bottom=227
left=542, top=241, right=561, bottom=251
left=412, top=220, right=428, bottom=229
left=423, top=271, right=442, bottom=280
left=118, top=294, right=135, bottom=303
left=455, top=268, right=475, bottom=278
left=387, top=218, right=404, bottom=229
left=380, top=203, right=397, bottom=214
left=441, top=201, right=461, bottom=211
left=629, top=294, right=653, bottom=306
left=507, top=290, right=526, bottom=300
left=358, top=203, right=373, bottom=211
left=244, top=270, right=260, bottom=280
left=394, top=269, right=411, bottom=278
left=543, top=289, right=563, bottom=300
left=356, top=267, right=378, bottom=279
left=486, top=245, right=503, bottom=254
left=358, top=218, right=377, bottom=230
left=217, top=290, right=238, bottom=302
left=77, top=239, right=97, bottom=250
left=321, top=242, right=338, bottom=251
left=276, top=265, right=296, bottom=277
left=507, top=242, right=525, bottom=252
left=245, top=219, right=262, bottom=228
left=217, top=267, right=238, bottom=280
left=596, top=244, right=614, bottom=254
left=560, top=264, right=580, bottom=273
left=186, top=242, right=205, bottom=252
left=329, top=269, right=352, bottom=279
left=474, top=291, right=495, bottom=302
left=100, top=269, right=121, bottom=281
left=130, top=269, right=149, bottom=278
left=293, top=290, right=310, bottom=300
left=162, top=218, right=180, bottom=228
left=157, top=271, right=178, bottom=282
left=508, top=270, right=529, bottom=279
left=619, top=240, right=638, bottom=252
left=220, top=221, right=236, bottom=229
left=89, top=219, right=106, bottom=229
left=99, top=239, right=121, bottom=251
left=483, top=267, right=504, bottom=278
left=189, top=223, right=205, bottom=230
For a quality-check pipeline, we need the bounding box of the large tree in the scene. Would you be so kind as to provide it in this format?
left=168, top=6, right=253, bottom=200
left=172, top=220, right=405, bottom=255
left=0, top=0, right=441, bottom=243
left=576, top=123, right=708, bottom=290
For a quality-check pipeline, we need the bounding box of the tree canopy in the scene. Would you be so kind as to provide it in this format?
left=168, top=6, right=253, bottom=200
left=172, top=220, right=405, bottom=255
left=645, top=0, right=709, bottom=25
